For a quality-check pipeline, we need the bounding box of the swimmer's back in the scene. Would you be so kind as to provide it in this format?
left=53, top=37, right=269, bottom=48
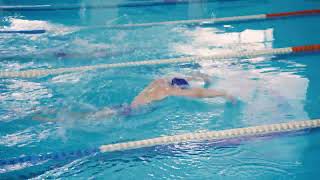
left=131, top=78, right=171, bottom=108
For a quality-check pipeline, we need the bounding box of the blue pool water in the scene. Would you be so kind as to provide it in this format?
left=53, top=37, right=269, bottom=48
left=1, top=0, right=320, bottom=179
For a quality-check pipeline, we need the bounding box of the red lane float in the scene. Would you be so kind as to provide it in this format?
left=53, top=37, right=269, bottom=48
left=292, top=44, right=320, bottom=53
left=266, top=9, right=320, bottom=18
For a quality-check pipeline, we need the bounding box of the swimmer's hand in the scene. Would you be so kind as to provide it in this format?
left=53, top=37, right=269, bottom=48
left=226, top=94, right=237, bottom=105
left=192, top=72, right=212, bottom=87
left=186, top=72, right=212, bottom=87
left=198, top=73, right=211, bottom=83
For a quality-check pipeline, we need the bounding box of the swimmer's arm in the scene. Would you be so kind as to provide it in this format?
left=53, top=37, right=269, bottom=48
left=32, top=115, right=57, bottom=121
left=185, top=73, right=211, bottom=87
left=88, top=107, right=117, bottom=119
left=172, top=88, right=235, bottom=101
left=31, top=111, right=86, bottom=121
left=31, top=107, right=58, bottom=121
left=32, top=109, right=116, bottom=121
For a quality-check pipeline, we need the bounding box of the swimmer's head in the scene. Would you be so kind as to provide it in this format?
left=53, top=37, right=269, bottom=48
left=171, top=78, right=190, bottom=89
left=55, top=52, right=68, bottom=58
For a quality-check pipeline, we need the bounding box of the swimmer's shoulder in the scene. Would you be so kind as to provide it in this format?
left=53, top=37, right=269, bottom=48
left=152, top=78, right=169, bottom=84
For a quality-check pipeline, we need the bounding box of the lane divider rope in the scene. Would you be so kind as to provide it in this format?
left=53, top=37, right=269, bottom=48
left=1, top=119, right=319, bottom=166
left=100, top=9, right=320, bottom=29
left=0, top=44, right=319, bottom=78
left=0, top=29, right=46, bottom=34
left=99, top=119, right=320, bottom=152
left=1, top=9, right=318, bottom=33
left=0, top=0, right=211, bottom=11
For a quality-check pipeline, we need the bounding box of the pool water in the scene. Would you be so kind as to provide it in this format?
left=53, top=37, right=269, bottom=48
left=1, top=0, right=320, bottom=179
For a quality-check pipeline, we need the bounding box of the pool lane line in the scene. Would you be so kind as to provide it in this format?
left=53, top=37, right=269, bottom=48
left=1, top=119, right=319, bottom=167
left=93, top=9, right=320, bottom=29
left=0, top=44, right=319, bottom=78
left=0, top=29, right=46, bottom=34
left=0, top=0, right=214, bottom=11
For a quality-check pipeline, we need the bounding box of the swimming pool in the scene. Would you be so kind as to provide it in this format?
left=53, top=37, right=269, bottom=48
left=1, top=0, right=320, bottom=179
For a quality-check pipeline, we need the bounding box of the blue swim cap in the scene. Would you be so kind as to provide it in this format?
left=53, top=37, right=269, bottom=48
left=55, top=51, right=68, bottom=58
left=171, top=78, right=190, bottom=89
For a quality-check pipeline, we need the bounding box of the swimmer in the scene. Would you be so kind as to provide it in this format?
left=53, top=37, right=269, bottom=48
left=32, top=73, right=235, bottom=121
left=0, top=47, right=135, bottom=60
left=53, top=47, right=136, bottom=59
left=89, top=73, right=235, bottom=118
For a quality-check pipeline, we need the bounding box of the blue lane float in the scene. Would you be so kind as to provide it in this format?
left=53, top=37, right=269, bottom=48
left=0, top=29, right=46, bottom=34
left=0, top=148, right=100, bottom=167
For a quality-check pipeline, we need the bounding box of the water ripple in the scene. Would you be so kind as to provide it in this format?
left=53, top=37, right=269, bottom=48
left=0, top=79, right=52, bottom=121
left=219, top=162, right=294, bottom=178
left=0, top=122, right=57, bottom=147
